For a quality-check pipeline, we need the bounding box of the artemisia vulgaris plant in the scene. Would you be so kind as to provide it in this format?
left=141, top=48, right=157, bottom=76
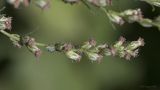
left=2, top=0, right=159, bottom=62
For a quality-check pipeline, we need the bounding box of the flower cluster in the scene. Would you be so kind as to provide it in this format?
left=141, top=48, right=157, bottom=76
left=0, top=14, right=145, bottom=61
left=107, top=9, right=143, bottom=25
left=7, top=0, right=50, bottom=9
left=1, top=0, right=149, bottom=62
left=0, top=15, right=12, bottom=30
left=21, top=36, right=42, bottom=58
left=110, top=37, right=145, bottom=60
left=46, top=37, right=144, bottom=62
left=107, top=8, right=160, bottom=30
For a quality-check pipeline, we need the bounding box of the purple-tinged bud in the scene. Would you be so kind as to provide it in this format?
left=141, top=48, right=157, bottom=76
left=105, top=46, right=117, bottom=57
left=120, top=9, right=143, bottom=23
left=126, top=37, right=145, bottom=51
left=27, top=37, right=36, bottom=46
left=89, top=38, right=96, bottom=46
left=82, top=38, right=96, bottom=49
left=13, top=41, right=22, bottom=48
left=131, top=49, right=139, bottom=58
left=124, top=49, right=139, bottom=60
left=114, top=36, right=126, bottom=47
left=110, top=47, right=116, bottom=56
left=0, top=16, right=12, bottom=30
left=34, top=49, right=42, bottom=58
left=21, top=36, right=36, bottom=47
left=4, top=17, right=12, bottom=30
left=107, top=0, right=112, bottom=5
left=27, top=45, right=42, bottom=58
left=137, top=37, right=145, bottom=46
left=63, top=43, right=73, bottom=51
left=125, top=52, right=132, bottom=60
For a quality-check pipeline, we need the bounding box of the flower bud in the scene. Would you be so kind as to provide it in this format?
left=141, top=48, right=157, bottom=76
left=104, top=46, right=117, bottom=56
left=114, top=36, right=126, bottom=48
left=82, top=38, right=96, bottom=49
left=34, top=48, right=42, bottom=58
left=139, top=18, right=153, bottom=27
left=46, top=44, right=55, bottom=53
left=63, top=43, right=73, bottom=51
left=108, top=11, right=125, bottom=25
left=125, top=52, right=132, bottom=60
left=126, top=37, right=145, bottom=50
left=131, top=49, right=139, bottom=58
left=86, top=52, right=103, bottom=62
left=21, top=36, right=36, bottom=46
left=66, top=50, right=81, bottom=61
left=0, top=16, right=12, bottom=30
left=27, top=45, right=42, bottom=58
left=12, top=41, right=22, bottom=48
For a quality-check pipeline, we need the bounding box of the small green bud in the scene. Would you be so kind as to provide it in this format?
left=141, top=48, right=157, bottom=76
left=66, top=50, right=81, bottom=61
left=114, top=36, right=126, bottom=48
left=139, top=18, right=153, bottom=27
left=126, top=37, right=145, bottom=51
left=0, top=16, right=12, bottom=30
left=108, top=10, right=125, bottom=25
left=86, top=52, right=103, bottom=62
left=82, top=38, right=96, bottom=49
left=46, top=45, right=55, bottom=53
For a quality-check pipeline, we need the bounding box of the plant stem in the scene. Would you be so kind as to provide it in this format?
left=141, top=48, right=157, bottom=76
left=0, top=29, right=47, bottom=47
left=36, top=42, right=46, bottom=47
left=0, top=30, right=13, bottom=38
left=100, top=7, right=116, bottom=30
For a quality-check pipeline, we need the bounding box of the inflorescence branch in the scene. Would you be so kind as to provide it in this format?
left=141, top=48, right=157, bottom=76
left=0, top=15, right=144, bottom=62
left=5, top=0, right=160, bottom=30
left=106, top=8, right=160, bottom=30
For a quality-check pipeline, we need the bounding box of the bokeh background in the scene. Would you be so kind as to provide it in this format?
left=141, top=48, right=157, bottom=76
left=0, top=0, right=160, bottom=90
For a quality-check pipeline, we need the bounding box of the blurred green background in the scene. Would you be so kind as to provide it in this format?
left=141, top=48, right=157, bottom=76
left=0, top=0, right=160, bottom=90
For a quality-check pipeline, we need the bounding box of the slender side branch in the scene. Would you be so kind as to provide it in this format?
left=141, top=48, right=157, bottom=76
left=104, top=8, right=160, bottom=30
